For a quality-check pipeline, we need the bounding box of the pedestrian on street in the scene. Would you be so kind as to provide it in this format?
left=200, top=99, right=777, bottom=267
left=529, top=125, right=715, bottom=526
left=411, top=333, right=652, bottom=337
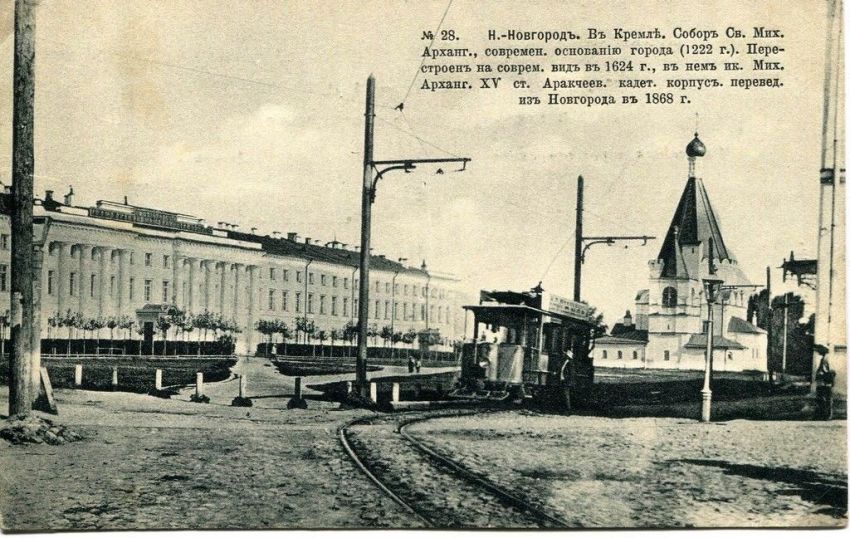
left=415, top=357, right=422, bottom=373
left=408, top=355, right=415, bottom=373
left=814, top=344, right=835, bottom=420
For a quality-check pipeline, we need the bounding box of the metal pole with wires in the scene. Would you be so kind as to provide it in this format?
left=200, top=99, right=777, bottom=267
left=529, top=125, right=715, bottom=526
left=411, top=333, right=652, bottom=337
left=355, top=75, right=470, bottom=400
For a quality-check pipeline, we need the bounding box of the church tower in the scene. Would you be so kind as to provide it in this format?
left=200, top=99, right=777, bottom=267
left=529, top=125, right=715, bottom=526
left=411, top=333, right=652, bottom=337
left=645, top=133, right=752, bottom=366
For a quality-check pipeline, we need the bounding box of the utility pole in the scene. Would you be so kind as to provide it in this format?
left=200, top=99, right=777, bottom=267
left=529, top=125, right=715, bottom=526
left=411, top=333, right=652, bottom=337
left=9, top=0, right=36, bottom=417
left=701, top=238, right=723, bottom=423
left=355, top=75, right=470, bottom=399
left=573, top=175, right=655, bottom=302
left=573, top=175, right=583, bottom=301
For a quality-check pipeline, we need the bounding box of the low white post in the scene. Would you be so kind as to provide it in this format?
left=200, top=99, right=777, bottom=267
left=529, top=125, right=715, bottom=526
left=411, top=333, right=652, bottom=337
left=345, top=381, right=353, bottom=394
left=369, top=382, right=377, bottom=402
left=239, top=374, right=247, bottom=398
left=392, top=382, right=400, bottom=403
left=111, top=366, right=118, bottom=388
left=74, top=364, right=83, bottom=386
left=155, top=369, right=163, bottom=390
left=196, top=372, right=204, bottom=397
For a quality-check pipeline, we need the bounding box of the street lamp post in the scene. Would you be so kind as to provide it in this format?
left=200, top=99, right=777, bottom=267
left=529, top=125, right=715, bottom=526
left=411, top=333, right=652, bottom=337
left=701, top=237, right=723, bottom=423
left=355, top=75, right=470, bottom=399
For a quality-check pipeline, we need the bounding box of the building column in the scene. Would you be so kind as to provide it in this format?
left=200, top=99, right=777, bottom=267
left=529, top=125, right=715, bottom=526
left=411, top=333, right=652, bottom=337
left=54, top=242, right=69, bottom=316
left=77, top=244, right=92, bottom=315
left=172, top=254, right=184, bottom=308
left=218, top=262, right=229, bottom=315
left=245, top=265, right=258, bottom=355
left=203, top=260, right=213, bottom=312
left=187, top=258, right=199, bottom=313
left=96, top=247, right=111, bottom=318
left=232, top=263, right=243, bottom=325
left=117, top=249, right=129, bottom=315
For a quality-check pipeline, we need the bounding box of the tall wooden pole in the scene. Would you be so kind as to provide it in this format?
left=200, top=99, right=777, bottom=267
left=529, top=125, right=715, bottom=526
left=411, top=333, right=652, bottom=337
left=356, top=75, right=375, bottom=398
left=573, top=175, right=583, bottom=302
left=9, top=0, right=36, bottom=417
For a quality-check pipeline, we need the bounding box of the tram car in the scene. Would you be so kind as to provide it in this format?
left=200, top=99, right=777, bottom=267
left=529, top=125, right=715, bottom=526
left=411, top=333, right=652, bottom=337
left=451, top=285, right=597, bottom=409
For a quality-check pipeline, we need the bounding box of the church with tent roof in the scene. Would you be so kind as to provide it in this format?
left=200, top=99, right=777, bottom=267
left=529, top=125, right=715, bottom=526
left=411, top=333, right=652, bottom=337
left=594, top=133, right=768, bottom=372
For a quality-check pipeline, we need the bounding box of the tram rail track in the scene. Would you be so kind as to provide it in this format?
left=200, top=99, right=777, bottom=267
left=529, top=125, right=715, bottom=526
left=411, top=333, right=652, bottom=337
left=338, top=409, right=569, bottom=528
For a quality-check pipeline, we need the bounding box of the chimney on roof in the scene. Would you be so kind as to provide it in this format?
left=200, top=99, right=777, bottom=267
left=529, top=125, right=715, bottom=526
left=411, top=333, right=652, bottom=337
left=287, top=232, right=298, bottom=241
left=623, top=309, right=633, bottom=327
left=123, top=195, right=129, bottom=205
left=341, top=243, right=348, bottom=250
left=421, top=259, right=428, bottom=271
left=251, top=227, right=258, bottom=234
left=44, top=190, right=54, bottom=202
left=63, top=186, right=75, bottom=206
left=218, top=221, right=225, bottom=228
left=305, top=237, right=312, bottom=245
left=398, top=257, right=408, bottom=264
left=271, top=231, right=281, bottom=239
left=354, top=246, right=360, bottom=252
left=231, top=224, right=239, bottom=231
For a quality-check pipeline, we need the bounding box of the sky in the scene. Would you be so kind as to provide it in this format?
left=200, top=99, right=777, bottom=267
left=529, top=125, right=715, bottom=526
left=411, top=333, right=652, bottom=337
left=0, top=0, right=837, bottom=326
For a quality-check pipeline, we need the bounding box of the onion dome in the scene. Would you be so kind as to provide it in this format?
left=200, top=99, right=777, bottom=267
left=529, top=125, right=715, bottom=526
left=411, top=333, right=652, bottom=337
left=686, top=132, right=706, bottom=157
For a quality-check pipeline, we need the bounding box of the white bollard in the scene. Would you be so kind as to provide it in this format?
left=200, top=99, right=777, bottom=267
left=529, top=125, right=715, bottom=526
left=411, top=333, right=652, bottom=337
left=196, top=372, right=204, bottom=397
left=74, top=364, right=83, bottom=386
left=155, top=369, right=163, bottom=390
left=111, top=366, right=118, bottom=388
left=369, top=382, right=377, bottom=402
left=392, top=382, right=400, bottom=403
left=239, top=374, right=247, bottom=398
left=345, top=381, right=353, bottom=394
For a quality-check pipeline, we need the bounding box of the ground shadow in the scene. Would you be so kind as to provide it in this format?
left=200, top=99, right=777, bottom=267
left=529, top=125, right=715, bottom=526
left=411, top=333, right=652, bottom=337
left=678, top=459, right=847, bottom=518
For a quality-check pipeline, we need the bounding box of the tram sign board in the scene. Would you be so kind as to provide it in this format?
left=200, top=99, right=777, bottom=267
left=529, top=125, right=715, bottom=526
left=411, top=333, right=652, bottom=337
left=546, top=293, right=594, bottom=321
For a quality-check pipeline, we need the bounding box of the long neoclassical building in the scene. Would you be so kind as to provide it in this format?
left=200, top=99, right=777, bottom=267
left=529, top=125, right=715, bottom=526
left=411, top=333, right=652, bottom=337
left=0, top=187, right=462, bottom=354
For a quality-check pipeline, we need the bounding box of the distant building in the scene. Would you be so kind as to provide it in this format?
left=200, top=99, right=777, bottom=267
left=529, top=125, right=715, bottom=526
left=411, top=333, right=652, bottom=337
left=0, top=188, right=463, bottom=354
left=594, top=134, right=768, bottom=372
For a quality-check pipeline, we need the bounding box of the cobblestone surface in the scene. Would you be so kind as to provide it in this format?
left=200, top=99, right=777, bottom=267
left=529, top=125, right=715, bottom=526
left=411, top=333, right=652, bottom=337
left=408, top=411, right=848, bottom=528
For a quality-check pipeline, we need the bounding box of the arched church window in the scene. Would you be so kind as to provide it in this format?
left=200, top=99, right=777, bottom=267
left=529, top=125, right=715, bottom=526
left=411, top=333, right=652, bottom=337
left=662, top=286, right=677, bottom=307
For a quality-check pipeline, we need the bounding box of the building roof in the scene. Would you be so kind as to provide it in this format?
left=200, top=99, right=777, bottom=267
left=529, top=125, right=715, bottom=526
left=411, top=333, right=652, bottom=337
left=727, top=316, right=765, bottom=334
left=657, top=176, right=733, bottom=278
left=684, top=334, right=746, bottom=350
left=604, top=328, right=648, bottom=343
left=595, top=334, right=648, bottom=346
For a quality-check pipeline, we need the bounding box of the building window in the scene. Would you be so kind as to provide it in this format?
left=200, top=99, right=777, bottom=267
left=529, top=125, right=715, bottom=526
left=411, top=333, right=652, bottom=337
left=69, top=272, right=77, bottom=296
left=296, top=271, right=302, bottom=283
left=283, top=269, right=289, bottom=282
left=343, top=277, right=349, bottom=289
left=129, top=277, right=135, bottom=300
left=353, top=298, right=358, bottom=313
left=385, top=301, right=390, bottom=320
left=385, top=282, right=390, bottom=294
left=404, top=284, right=409, bottom=296
left=664, top=350, right=670, bottom=361
left=412, top=306, right=417, bottom=322
left=0, top=234, right=8, bottom=250
left=331, top=296, right=337, bottom=316
left=375, top=280, right=380, bottom=292
left=617, top=350, right=623, bottom=360
left=332, top=276, right=338, bottom=288
left=269, top=268, right=276, bottom=280
left=421, top=304, right=426, bottom=320
left=268, top=289, right=276, bottom=311
left=162, top=280, right=170, bottom=303
left=129, top=252, right=135, bottom=265
left=632, top=350, right=638, bottom=360
left=295, top=292, right=301, bottom=313
left=90, top=274, right=97, bottom=297
left=144, top=279, right=152, bottom=302
left=47, top=270, right=54, bottom=295
left=282, top=291, right=288, bottom=311
left=404, top=303, right=409, bottom=320
left=321, top=274, right=327, bottom=286
left=662, top=286, right=677, bottom=307
left=413, top=285, right=418, bottom=296
left=307, top=293, right=314, bottom=314
left=0, top=264, right=6, bottom=292
left=343, top=297, right=348, bottom=317
left=163, top=255, right=170, bottom=268
left=602, top=350, right=608, bottom=359
left=110, top=276, right=115, bottom=296
left=319, top=295, right=326, bottom=314
left=145, top=253, right=152, bottom=267
left=309, top=272, right=314, bottom=285
left=394, top=302, right=399, bottom=320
